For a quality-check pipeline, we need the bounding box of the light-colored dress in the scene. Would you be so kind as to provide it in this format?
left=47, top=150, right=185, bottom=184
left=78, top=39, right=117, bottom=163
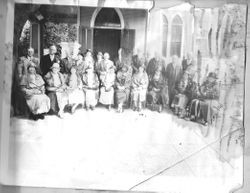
left=131, top=72, right=149, bottom=102
left=67, top=73, right=85, bottom=105
left=99, top=70, right=115, bottom=105
left=44, top=71, right=68, bottom=113
left=20, top=73, right=50, bottom=114
left=82, top=72, right=99, bottom=107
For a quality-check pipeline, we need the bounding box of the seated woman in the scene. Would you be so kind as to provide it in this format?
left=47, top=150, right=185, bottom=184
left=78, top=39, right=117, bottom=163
left=189, top=72, right=220, bottom=125
left=115, top=65, right=132, bottom=113
left=99, top=66, right=116, bottom=110
left=20, top=63, right=50, bottom=120
left=99, top=53, right=115, bottom=76
left=66, top=66, right=85, bottom=114
left=171, top=72, right=189, bottom=118
left=82, top=66, right=99, bottom=110
left=44, top=63, right=68, bottom=118
left=131, top=64, right=149, bottom=112
left=146, top=68, right=164, bottom=112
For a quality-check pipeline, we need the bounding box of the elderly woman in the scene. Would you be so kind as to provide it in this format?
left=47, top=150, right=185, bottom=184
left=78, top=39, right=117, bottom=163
left=146, top=67, right=164, bottom=112
left=131, top=64, right=149, bottom=112
left=66, top=66, right=85, bottom=114
left=189, top=72, right=220, bottom=125
left=100, top=53, right=115, bottom=73
left=115, top=65, right=132, bottom=113
left=99, top=66, right=116, bottom=110
left=44, top=63, right=68, bottom=118
left=82, top=66, right=99, bottom=110
left=20, top=63, right=50, bottom=120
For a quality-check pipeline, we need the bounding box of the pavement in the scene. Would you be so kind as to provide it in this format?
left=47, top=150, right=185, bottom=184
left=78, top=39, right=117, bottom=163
left=4, top=107, right=243, bottom=193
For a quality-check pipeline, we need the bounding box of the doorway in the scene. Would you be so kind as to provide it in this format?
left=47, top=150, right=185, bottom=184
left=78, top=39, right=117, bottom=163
left=93, top=28, right=121, bottom=60
left=92, top=8, right=122, bottom=60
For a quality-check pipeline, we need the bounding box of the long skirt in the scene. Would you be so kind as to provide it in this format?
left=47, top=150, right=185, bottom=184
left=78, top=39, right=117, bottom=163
left=99, top=87, right=114, bottom=105
left=147, top=90, right=163, bottom=105
left=47, top=91, right=68, bottom=113
left=171, top=93, right=188, bottom=110
left=132, top=89, right=147, bottom=103
left=84, top=88, right=98, bottom=107
left=115, top=88, right=130, bottom=104
left=26, top=94, right=50, bottom=115
left=67, top=89, right=85, bottom=105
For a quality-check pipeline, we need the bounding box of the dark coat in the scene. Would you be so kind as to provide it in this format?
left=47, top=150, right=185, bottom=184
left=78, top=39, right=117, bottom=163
left=40, top=54, right=60, bottom=76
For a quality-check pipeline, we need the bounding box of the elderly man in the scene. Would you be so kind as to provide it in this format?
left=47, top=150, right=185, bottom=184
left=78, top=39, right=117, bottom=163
left=165, top=55, right=183, bottom=107
left=13, top=47, right=40, bottom=116
left=40, top=45, right=60, bottom=76
left=17, top=47, right=40, bottom=79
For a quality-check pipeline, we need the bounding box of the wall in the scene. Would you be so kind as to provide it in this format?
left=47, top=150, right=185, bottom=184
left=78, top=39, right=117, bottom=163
left=147, top=8, right=193, bottom=63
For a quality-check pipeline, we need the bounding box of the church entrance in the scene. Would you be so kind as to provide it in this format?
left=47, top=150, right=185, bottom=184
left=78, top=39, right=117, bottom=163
left=93, top=8, right=122, bottom=60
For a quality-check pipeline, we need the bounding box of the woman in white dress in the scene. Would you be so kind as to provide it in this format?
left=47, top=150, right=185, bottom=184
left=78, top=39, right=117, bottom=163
left=82, top=66, right=99, bottom=110
left=99, top=66, right=116, bottom=110
left=44, top=63, right=68, bottom=118
left=66, top=66, right=85, bottom=114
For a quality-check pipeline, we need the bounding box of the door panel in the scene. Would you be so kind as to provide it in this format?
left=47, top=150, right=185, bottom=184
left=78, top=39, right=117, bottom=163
left=121, top=29, right=135, bottom=52
left=93, top=29, right=121, bottom=61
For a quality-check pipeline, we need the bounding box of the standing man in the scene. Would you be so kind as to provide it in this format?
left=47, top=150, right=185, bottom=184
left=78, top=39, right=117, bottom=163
left=40, top=45, right=60, bottom=76
left=17, top=47, right=40, bottom=78
left=13, top=47, right=40, bottom=116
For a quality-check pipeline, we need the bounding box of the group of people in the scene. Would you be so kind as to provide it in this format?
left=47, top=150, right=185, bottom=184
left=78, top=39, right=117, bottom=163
left=14, top=45, right=221, bottom=126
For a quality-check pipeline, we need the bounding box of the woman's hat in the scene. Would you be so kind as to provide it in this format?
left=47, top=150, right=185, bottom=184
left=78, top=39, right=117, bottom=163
left=97, top=52, right=103, bottom=56
left=208, top=72, right=218, bottom=79
left=50, top=62, right=60, bottom=69
left=121, top=65, right=129, bottom=72
left=27, top=62, right=36, bottom=69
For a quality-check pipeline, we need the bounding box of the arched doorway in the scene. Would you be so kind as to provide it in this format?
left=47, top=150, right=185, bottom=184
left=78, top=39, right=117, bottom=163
left=92, top=8, right=123, bottom=60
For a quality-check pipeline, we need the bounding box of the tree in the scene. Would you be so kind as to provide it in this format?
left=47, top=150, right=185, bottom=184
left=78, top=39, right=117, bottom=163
left=42, top=22, right=77, bottom=48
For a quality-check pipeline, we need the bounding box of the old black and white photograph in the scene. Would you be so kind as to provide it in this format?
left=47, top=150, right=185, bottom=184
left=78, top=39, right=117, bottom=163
left=0, top=0, right=249, bottom=193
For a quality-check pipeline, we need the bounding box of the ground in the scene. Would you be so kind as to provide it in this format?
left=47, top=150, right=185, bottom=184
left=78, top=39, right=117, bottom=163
left=5, top=107, right=243, bottom=193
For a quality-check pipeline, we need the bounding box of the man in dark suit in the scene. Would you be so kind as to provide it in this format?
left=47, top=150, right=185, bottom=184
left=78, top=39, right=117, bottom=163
left=40, top=45, right=60, bottom=76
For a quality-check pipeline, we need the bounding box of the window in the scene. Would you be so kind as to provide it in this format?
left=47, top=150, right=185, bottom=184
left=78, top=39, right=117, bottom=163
left=162, top=15, right=168, bottom=57
left=170, top=15, right=183, bottom=57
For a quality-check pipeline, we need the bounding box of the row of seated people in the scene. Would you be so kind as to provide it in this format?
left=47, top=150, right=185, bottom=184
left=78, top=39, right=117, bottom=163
left=19, top=57, right=149, bottom=120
